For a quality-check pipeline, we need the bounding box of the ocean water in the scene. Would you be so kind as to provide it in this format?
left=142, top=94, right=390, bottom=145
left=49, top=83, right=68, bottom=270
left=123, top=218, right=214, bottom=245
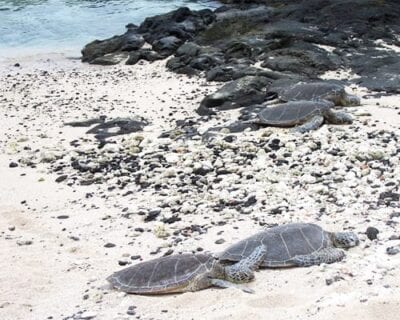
left=0, top=0, right=219, bottom=56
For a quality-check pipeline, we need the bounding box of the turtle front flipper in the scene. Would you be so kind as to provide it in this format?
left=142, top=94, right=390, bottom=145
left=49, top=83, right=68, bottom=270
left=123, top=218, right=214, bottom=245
left=210, top=279, right=254, bottom=294
left=325, top=110, right=353, bottom=125
left=291, top=115, right=324, bottom=133
left=224, top=245, right=267, bottom=283
left=291, top=248, right=345, bottom=267
left=343, top=94, right=361, bottom=106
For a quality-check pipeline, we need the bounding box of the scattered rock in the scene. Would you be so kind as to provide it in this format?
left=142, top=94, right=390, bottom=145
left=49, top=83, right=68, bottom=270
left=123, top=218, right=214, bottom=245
left=386, top=246, right=400, bottom=255
left=16, top=240, right=33, bottom=246
left=9, top=162, right=18, bottom=168
left=366, top=227, right=379, bottom=241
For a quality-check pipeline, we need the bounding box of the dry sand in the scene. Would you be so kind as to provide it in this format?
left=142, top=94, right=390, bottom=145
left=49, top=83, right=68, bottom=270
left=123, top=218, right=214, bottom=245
left=0, top=53, right=399, bottom=320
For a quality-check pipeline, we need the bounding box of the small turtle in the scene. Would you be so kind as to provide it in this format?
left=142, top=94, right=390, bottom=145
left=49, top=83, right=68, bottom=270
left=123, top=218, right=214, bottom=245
left=271, top=81, right=361, bottom=106
left=256, top=100, right=353, bottom=133
left=107, top=245, right=266, bottom=294
left=219, top=223, right=359, bottom=268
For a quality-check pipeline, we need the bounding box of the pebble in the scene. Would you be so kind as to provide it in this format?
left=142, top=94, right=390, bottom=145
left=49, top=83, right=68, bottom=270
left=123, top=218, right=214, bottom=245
left=55, top=175, right=68, bottom=183
left=9, top=162, right=18, bottom=168
left=104, top=243, right=116, bottom=248
left=366, top=227, right=379, bottom=240
left=386, top=246, right=400, bottom=255
left=16, top=240, right=33, bottom=246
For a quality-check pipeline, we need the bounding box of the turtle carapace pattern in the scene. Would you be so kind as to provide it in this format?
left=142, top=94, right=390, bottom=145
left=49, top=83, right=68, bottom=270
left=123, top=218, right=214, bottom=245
left=219, top=223, right=359, bottom=268
left=256, top=100, right=353, bottom=133
left=107, top=245, right=266, bottom=294
left=273, top=81, right=361, bottom=106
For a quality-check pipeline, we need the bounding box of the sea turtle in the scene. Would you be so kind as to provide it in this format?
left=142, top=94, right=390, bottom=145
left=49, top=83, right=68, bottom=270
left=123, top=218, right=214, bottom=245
left=270, top=81, right=361, bottom=106
left=219, top=223, right=359, bottom=268
left=107, top=245, right=266, bottom=294
left=256, top=100, right=353, bottom=133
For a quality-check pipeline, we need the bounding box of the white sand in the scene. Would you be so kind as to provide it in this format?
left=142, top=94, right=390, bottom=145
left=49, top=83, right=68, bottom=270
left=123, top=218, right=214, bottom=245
left=0, top=54, right=399, bottom=320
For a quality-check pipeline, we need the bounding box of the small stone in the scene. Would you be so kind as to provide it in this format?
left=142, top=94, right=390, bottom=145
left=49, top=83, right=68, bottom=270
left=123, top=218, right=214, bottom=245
left=163, top=249, right=174, bottom=256
left=8, top=225, right=15, bottom=231
left=118, top=260, right=129, bottom=266
left=104, top=243, right=116, bottom=248
left=55, top=175, right=68, bottom=183
left=127, top=305, right=136, bottom=316
left=9, top=162, right=18, bottom=168
left=127, top=309, right=136, bottom=316
left=131, top=255, right=141, bottom=260
left=215, top=238, right=225, bottom=244
left=144, top=209, right=161, bottom=222
left=57, top=215, right=69, bottom=219
left=386, top=246, right=400, bottom=255
left=325, top=275, right=344, bottom=286
left=366, top=227, right=379, bottom=240
left=154, top=224, right=169, bottom=238
left=242, top=195, right=257, bottom=207
left=16, top=240, right=33, bottom=246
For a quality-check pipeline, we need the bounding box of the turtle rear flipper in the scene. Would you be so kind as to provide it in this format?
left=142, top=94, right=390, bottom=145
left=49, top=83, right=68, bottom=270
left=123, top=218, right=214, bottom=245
left=343, top=94, right=361, bottom=106
left=291, top=248, right=345, bottom=267
left=291, top=115, right=324, bottom=133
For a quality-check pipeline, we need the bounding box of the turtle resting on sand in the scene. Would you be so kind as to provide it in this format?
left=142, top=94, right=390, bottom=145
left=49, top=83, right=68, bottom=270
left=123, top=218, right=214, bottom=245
left=107, top=245, right=266, bottom=294
left=256, top=100, right=353, bottom=133
left=270, top=81, right=361, bottom=106
left=219, top=223, right=359, bottom=268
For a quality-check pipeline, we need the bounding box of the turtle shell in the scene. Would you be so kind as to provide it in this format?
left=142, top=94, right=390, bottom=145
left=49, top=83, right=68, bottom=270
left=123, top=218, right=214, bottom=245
left=219, top=223, right=332, bottom=267
left=278, top=82, right=346, bottom=104
left=107, top=253, right=215, bottom=294
left=257, top=100, right=333, bottom=126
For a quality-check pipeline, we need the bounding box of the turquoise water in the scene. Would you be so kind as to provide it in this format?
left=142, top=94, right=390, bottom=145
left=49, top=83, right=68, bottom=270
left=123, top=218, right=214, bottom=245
left=0, top=0, right=219, bottom=56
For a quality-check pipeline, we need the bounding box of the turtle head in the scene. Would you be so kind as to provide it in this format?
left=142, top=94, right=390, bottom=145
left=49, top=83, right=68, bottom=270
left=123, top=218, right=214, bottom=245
left=343, top=94, right=361, bottom=106
left=333, top=232, right=359, bottom=248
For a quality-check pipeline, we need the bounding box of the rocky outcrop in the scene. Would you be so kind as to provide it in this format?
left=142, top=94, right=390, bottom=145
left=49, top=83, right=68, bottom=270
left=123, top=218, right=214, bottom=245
left=81, top=7, right=215, bottom=65
left=81, top=0, right=400, bottom=121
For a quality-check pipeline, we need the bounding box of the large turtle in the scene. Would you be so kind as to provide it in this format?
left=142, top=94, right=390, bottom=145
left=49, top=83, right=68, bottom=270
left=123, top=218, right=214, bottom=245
left=256, top=100, right=353, bottom=133
left=107, top=245, right=266, bottom=294
left=219, top=223, right=359, bottom=268
left=270, top=81, right=361, bottom=106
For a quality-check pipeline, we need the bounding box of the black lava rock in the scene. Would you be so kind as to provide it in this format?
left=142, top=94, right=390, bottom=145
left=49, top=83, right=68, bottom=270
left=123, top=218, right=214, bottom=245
left=366, top=227, right=379, bottom=240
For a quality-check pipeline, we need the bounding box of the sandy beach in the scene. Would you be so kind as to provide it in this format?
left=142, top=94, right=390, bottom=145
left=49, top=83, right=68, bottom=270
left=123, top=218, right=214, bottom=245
left=0, top=50, right=400, bottom=320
